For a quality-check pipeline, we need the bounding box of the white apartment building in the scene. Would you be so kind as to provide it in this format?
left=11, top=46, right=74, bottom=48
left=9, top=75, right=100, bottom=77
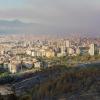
left=68, top=47, right=75, bottom=55
left=64, top=40, right=70, bottom=47
left=89, top=43, right=97, bottom=56
left=26, top=50, right=32, bottom=55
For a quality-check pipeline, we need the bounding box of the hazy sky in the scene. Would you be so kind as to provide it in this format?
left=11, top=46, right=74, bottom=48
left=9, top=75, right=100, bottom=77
left=0, top=0, right=100, bottom=35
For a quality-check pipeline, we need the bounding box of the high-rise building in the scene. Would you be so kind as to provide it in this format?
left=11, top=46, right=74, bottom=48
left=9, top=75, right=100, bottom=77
left=89, top=43, right=98, bottom=56
left=60, top=46, right=67, bottom=56
left=64, top=40, right=70, bottom=47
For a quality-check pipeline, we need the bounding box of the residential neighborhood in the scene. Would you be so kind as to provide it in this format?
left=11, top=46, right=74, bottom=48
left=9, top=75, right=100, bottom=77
left=0, top=35, right=100, bottom=74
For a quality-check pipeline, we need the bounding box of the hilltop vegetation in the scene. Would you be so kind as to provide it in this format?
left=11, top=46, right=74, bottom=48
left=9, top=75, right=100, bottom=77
left=18, top=65, right=100, bottom=100
left=0, top=54, right=100, bottom=85
left=0, top=64, right=99, bottom=100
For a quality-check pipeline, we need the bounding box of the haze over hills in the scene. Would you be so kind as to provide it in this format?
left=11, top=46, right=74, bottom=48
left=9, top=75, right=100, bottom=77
left=0, top=19, right=99, bottom=37
left=0, top=19, right=41, bottom=34
left=0, top=19, right=59, bottom=35
left=0, top=19, right=60, bottom=36
left=0, top=0, right=100, bottom=37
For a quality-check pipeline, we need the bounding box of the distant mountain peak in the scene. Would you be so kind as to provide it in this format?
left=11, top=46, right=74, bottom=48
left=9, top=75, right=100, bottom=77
left=12, top=19, right=22, bottom=23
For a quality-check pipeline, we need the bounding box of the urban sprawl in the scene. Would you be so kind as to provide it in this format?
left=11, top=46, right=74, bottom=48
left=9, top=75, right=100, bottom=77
left=0, top=35, right=100, bottom=74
